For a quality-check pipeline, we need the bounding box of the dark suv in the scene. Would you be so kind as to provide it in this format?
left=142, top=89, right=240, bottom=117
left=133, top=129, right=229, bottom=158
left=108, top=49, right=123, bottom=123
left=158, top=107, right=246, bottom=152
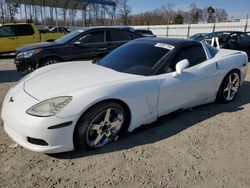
left=15, top=26, right=141, bottom=72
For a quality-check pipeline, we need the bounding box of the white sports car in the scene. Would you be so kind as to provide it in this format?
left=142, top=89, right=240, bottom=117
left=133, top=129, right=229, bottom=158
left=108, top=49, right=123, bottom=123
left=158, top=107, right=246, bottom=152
left=1, top=38, right=248, bottom=153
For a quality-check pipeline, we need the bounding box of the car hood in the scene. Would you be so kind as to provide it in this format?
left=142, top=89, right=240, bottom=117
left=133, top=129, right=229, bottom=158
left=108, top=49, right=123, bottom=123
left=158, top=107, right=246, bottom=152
left=23, top=61, right=141, bottom=100
left=16, top=42, right=61, bottom=52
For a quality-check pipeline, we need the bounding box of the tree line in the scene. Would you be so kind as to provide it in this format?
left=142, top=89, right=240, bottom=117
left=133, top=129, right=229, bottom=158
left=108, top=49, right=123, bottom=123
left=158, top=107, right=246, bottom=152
left=129, top=3, right=229, bottom=25
left=0, top=0, right=229, bottom=26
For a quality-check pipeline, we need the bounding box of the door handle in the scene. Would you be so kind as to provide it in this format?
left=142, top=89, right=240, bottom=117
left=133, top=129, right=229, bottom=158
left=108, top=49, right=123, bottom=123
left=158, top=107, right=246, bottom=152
left=8, top=37, right=15, bottom=40
left=98, top=47, right=108, bottom=51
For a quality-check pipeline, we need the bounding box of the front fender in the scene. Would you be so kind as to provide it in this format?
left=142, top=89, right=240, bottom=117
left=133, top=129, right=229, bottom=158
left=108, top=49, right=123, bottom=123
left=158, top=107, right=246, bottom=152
left=56, top=77, right=159, bottom=132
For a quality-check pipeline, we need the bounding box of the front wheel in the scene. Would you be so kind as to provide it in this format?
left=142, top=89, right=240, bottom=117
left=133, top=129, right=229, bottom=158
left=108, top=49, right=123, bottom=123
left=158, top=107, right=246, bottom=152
left=39, top=57, right=61, bottom=68
left=217, top=70, right=241, bottom=103
left=74, top=102, right=126, bottom=151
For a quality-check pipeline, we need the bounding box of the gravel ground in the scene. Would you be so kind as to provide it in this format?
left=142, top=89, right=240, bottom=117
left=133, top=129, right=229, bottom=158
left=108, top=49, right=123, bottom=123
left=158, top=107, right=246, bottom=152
left=0, top=56, right=250, bottom=188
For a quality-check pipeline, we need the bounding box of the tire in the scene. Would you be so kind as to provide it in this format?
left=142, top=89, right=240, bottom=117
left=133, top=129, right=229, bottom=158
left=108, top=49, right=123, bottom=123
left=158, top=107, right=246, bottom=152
left=216, top=70, right=241, bottom=103
left=74, top=102, right=126, bottom=151
left=39, top=57, right=61, bottom=68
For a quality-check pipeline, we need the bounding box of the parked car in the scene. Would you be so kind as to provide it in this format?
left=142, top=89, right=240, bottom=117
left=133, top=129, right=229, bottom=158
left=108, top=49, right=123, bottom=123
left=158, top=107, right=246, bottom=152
left=49, top=26, right=71, bottom=34
left=222, top=32, right=250, bottom=60
left=201, top=31, right=236, bottom=45
left=0, top=22, right=65, bottom=54
left=134, top=29, right=156, bottom=37
left=2, top=38, right=248, bottom=153
left=14, top=26, right=141, bottom=72
left=189, top=33, right=208, bottom=41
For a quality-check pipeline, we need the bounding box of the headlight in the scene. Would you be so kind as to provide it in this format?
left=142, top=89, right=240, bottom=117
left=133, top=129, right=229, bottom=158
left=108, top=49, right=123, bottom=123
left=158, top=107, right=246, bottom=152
left=17, top=49, right=41, bottom=59
left=26, top=96, right=72, bottom=117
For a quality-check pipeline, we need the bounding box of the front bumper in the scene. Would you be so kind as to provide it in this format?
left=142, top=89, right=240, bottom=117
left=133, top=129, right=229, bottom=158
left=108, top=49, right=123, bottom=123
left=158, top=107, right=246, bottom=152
left=14, top=58, right=37, bottom=72
left=1, top=85, right=76, bottom=153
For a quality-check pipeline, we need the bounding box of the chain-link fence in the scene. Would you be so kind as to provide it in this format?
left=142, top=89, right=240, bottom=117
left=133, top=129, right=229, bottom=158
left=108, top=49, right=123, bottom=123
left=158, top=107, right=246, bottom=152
left=133, top=19, right=250, bottom=38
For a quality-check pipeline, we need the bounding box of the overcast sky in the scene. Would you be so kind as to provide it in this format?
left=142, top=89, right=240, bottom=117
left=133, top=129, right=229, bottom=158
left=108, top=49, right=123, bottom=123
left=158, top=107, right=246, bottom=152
left=130, top=0, right=250, bottom=19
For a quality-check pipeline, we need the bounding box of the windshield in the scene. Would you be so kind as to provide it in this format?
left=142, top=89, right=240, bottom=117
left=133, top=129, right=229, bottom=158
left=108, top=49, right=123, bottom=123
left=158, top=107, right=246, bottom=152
left=99, top=41, right=170, bottom=75
left=55, top=30, right=83, bottom=43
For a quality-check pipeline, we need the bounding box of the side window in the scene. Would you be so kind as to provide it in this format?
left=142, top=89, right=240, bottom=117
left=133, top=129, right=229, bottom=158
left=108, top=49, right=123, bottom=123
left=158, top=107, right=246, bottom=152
left=130, top=33, right=141, bottom=39
left=170, top=45, right=207, bottom=71
left=76, top=30, right=104, bottom=44
left=108, top=30, right=131, bottom=42
left=15, top=25, right=35, bottom=36
left=238, top=33, right=250, bottom=46
left=0, top=26, right=15, bottom=37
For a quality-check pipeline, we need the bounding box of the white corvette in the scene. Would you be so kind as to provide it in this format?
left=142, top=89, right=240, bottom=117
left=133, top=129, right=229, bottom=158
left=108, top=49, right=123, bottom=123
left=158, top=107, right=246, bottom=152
left=1, top=38, right=248, bottom=153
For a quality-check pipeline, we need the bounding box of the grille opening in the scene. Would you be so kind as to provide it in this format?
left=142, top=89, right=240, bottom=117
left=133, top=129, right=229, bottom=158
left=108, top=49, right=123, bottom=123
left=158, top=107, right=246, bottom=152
left=27, top=137, right=49, bottom=146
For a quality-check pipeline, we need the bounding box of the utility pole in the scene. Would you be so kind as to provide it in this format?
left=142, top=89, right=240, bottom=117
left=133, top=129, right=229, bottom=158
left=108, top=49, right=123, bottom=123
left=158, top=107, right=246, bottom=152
left=244, top=14, right=249, bottom=32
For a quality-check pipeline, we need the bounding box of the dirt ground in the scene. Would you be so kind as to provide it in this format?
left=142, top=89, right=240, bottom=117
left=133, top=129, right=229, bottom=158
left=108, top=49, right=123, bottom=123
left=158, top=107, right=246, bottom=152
left=0, top=56, right=250, bottom=188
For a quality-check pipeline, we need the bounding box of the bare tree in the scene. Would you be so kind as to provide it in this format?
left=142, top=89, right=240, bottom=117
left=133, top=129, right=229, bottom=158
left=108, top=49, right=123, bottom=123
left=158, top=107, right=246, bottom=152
left=49, top=7, right=54, bottom=25
left=118, top=0, right=131, bottom=25
left=215, top=8, right=228, bottom=22
left=162, top=3, right=175, bottom=24
left=0, top=0, right=5, bottom=22
left=104, top=5, right=117, bottom=25
left=61, top=7, right=68, bottom=26
left=207, top=6, right=215, bottom=23
left=173, top=14, right=184, bottom=24
left=190, top=3, right=202, bottom=24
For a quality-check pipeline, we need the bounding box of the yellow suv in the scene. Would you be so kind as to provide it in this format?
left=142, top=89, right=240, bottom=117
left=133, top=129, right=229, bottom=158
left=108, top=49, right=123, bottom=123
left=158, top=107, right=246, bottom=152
left=0, top=22, right=65, bottom=54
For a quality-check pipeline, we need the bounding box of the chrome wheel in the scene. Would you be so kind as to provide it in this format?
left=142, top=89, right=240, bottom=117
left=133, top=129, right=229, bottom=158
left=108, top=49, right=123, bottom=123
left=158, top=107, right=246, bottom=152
left=223, top=72, right=240, bottom=101
left=86, top=108, right=124, bottom=148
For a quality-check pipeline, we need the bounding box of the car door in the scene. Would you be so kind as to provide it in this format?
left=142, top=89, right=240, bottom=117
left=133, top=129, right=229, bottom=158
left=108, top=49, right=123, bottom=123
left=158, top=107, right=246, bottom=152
left=227, top=33, right=250, bottom=57
left=0, top=25, right=17, bottom=53
left=15, top=24, right=38, bottom=48
left=157, top=44, right=218, bottom=116
left=63, top=30, right=108, bottom=61
left=106, top=29, right=132, bottom=51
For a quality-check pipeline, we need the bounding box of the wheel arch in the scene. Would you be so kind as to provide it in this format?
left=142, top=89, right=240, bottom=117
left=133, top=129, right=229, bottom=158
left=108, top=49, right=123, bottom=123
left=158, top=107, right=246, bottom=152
left=38, top=55, right=64, bottom=68
left=216, top=68, right=241, bottom=102
left=223, top=68, right=241, bottom=82
left=73, top=98, right=132, bottom=149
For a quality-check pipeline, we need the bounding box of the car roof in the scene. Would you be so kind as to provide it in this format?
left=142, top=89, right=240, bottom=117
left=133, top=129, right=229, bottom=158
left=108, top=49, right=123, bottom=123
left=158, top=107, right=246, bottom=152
left=134, top=37, right=200, bottom=47
left=0, top=22, right=33, bottom=27
left=79, top=26, right=133, bottom=31
left=210, top=31, right=237, bottom=34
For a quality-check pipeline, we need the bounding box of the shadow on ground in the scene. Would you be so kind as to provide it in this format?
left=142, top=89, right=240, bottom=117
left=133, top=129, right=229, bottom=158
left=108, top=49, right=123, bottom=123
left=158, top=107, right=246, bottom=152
left=0, top=70, right=25, bottom=83
left=0, top=54, right=25, bottom=83
left=0, top=54, right=15, bottom=60
left=51, top=81, right=250, bottom=159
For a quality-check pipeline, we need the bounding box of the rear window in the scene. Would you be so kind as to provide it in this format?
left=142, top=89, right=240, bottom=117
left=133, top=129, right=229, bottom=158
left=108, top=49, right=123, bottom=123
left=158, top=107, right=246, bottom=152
left=205, top=44, right=218, bottom=57
left=15, top=25, right=34, bottom=36
left=136, top=30, right=153, bottom=35
left=56, top=30, right=83, bottom=44
left=108, top=30, right=131, bottom=42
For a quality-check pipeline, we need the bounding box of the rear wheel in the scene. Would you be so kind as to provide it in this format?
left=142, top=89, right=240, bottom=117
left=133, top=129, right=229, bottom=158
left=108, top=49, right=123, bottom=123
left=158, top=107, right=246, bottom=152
left=217, top=70, right=241, bottom=103
left=74, top=102, right=126, bottom=150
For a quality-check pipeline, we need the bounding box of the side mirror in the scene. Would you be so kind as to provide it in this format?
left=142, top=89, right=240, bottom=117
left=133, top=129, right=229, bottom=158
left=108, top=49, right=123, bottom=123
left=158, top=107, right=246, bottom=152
left=173, top=59, right=190, bottom=77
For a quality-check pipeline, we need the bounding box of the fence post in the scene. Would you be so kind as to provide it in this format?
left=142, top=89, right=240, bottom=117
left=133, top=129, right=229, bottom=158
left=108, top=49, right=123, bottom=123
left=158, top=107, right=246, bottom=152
left=187, top=24, right=190, bottom=38
left=244, top=15, right=248, bottom=32
left=212, top=23, right=216, bottom=32
left=166, top=25, right=169, bottom=37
